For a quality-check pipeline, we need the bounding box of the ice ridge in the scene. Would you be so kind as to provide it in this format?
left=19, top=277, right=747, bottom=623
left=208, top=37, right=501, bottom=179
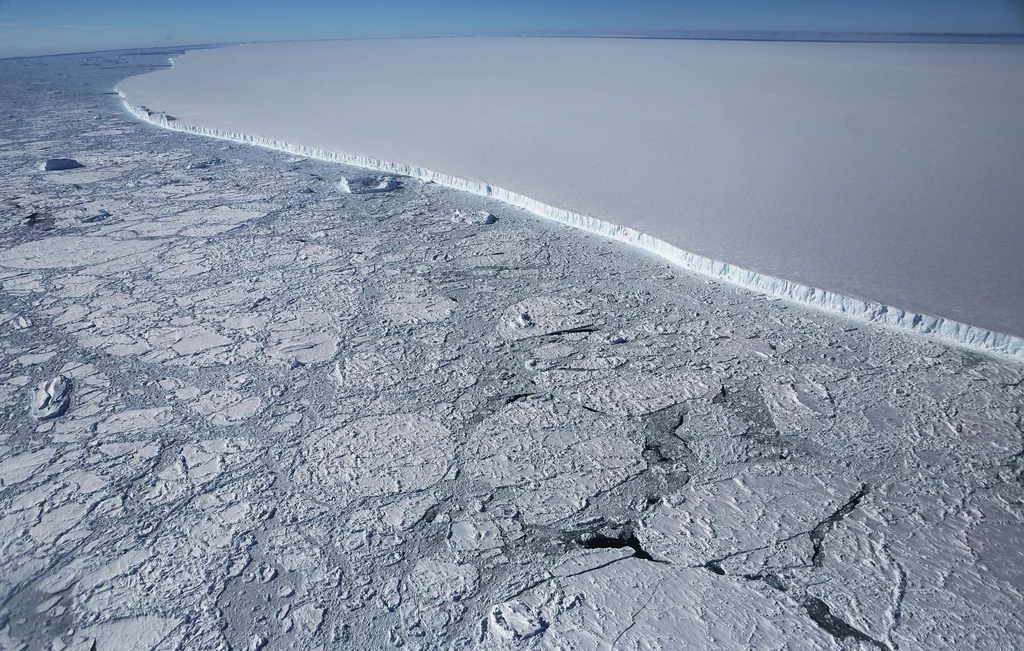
left=118, top=92, right=1024, bottom=361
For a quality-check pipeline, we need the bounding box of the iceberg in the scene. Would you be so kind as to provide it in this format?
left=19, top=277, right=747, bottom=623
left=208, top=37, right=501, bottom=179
left=120, top=94, right=1024, bottom=360
left=116, top=39, right=1024, bottom=360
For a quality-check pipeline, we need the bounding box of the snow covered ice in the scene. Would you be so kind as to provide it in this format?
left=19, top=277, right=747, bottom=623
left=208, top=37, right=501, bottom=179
left=0, top=47, right=1023, bottom=650
left=117, top=38, right=1024, bottom=345
left=31, top=376, right=71, bottom=420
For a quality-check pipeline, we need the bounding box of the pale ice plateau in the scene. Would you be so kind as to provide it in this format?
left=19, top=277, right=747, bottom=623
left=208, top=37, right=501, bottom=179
left=1, top=46, right=1023, bottom=651
left=116, top=38, right=1024, bottom=344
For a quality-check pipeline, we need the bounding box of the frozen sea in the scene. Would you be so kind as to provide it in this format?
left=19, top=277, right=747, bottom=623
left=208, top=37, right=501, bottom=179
left=1, top=47, right=1023, bottom=650
left=117, top=38, right=1024, bottom=339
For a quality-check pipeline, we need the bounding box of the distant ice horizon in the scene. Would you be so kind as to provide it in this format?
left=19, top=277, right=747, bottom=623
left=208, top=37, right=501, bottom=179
left=4, top=30, right=1024, bottom=60
left=118, top=38, right=1024, bottom=339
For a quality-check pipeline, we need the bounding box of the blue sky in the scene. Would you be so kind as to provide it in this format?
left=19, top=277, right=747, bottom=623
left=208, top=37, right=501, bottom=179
left=1, top=0, right=1022, bottom=57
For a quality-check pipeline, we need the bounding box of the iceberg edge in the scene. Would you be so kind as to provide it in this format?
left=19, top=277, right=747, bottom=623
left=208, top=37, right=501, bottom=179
left=118, top=92, right=1024, bottom=361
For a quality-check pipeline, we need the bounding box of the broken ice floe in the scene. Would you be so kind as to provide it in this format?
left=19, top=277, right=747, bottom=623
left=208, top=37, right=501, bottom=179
left=185, top=157, right=221, bottom=170
left=32, top=375, right=72, bottom=420
left=639, top=474, right=864, bottom=568
left=452, top=209, right=497, bottom=225
left=96, top=407, right=173, bottom=435
left=338, top=175, right=400, bottom=194
left=497, top=296, right=594, bottom=341
left=300, top=414, right=454, bottom=506
left=3, top=313, right=32, bottom=330
left=192, top=389, right=263, bottom=426
left=40, top=158, right=83, bottom=171
left=487, top=600, right=546, bottom=642
left=378, top=290, right=458, bottom=324
left=762, top=376, right=835, bottom=433
left=564, top=370, right=716, bottom=417
left=0, top=235, right=163, bottom=269
left=463, top=396, right=643, bottom=524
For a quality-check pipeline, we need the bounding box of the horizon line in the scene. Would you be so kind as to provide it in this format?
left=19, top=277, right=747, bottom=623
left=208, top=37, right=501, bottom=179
left=3, top=30, right=1023, bottom=61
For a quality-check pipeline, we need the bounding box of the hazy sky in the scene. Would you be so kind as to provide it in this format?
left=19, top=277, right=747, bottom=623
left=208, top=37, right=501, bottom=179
left=1, top=0, right=1022, bottom=57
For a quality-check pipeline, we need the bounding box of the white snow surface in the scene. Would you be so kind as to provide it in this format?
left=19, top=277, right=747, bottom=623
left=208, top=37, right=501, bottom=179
left=117, top=39, right=1024, bottom=355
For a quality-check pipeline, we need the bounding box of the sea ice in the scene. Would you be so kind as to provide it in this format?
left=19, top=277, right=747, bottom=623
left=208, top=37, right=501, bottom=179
left=1, top=48, right=1021, bottom=650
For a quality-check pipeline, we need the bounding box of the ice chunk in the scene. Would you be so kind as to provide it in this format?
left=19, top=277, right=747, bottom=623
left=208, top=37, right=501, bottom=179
left=76, top=209, right=110, bottom=223
left=379, top=291, right=457, bottom=324
left=571, top=371, right=715, bottom=416
left=338, top=175, right=400, bottom=194
left=41, top=158, right=83, bottom=171
left=32, top=375, right=72, bottom=420
left=452, top=209, right=497, bottom=225
left=487, top=601, right=546, bottom=642
left=0, top=447, right=56, bottom=485
left=78, top=616, right=180, bottom=651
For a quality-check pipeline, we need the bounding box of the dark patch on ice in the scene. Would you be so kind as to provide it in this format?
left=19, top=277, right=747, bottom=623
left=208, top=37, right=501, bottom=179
left=732, top=570, right=790, bottom=592
left=572, top=526, right=667, bottom=563
left=22, top=211, right=55, bottom=230
left=186, top=157, right=221, bottom=170
left=704, top=562, right=888, bottom=647
left=421, top=503, right=441, bottom=524
left=41, top=158, right=83, bottom=171
left=542, top=325, right=599, bottom=337
left=638, top=404, right=693, bottom=496
left=809, top=484, right=869, bottom=567
left=761, top=573, right=789, bottom=592
left=802, top=596, right=890, bottom=650
left=711, top=385, right=728, bottom=404
left=77, top=209, right=110, bottom=223
left=643, top=403, right=689, bottom=438
left=504, top=393, right=535, bottom=405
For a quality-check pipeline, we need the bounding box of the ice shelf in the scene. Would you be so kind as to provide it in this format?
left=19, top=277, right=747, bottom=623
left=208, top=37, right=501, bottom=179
left=120, top=93, right=1024, bottom=360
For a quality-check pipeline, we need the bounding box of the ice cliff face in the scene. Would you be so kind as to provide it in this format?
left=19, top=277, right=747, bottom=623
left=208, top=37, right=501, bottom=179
left=120, top=95, right=1024, bottom=361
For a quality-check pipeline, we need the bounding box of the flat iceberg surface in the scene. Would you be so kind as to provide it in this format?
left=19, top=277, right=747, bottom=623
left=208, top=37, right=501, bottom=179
left=117, top=38, right=1024, bottom=339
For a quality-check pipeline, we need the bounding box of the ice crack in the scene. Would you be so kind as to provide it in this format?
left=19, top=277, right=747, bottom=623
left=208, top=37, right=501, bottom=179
left=801, top=596, right=891, bottom=650
left=809, top=484, right=870, bottom=568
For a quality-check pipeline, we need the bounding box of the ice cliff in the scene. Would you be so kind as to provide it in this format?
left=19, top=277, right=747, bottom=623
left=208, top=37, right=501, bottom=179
left=119, top=94, right=1024, bottom=361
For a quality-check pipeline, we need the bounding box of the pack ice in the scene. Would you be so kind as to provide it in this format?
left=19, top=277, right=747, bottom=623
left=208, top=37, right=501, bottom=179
left=1, top=46, right=1022, bottom=651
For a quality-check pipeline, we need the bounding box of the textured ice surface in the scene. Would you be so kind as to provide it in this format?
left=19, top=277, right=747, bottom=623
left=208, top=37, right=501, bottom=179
left=116, top=39, right=1024, bottom=344
left=1, top=50, right=1023, bottom=650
